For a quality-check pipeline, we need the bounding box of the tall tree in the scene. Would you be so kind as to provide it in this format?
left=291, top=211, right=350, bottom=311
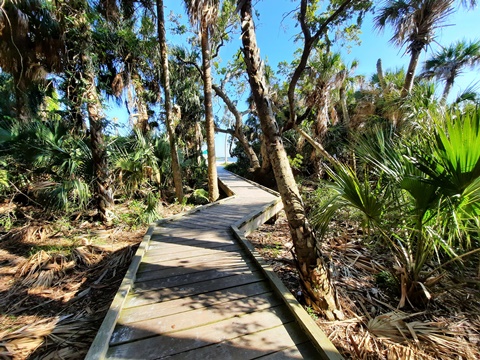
left=184, top=0, right=220, bottom=201
left=60, top=0, right=114, bottom=223
left=421, top=39, right=480, bottom=101
left=374, top=0, right=477, bottom=97
left=157, top=0, right=184, bottom=202
left=0, top=0, right=63, bottom=121
left=237, top=0, right=342, bottom=320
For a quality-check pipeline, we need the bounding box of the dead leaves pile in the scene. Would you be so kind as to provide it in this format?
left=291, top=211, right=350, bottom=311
left=0, top=237, right=139, bottom=359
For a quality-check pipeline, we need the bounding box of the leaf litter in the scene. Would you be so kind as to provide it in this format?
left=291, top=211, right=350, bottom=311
left=0, top=202, right=189, bottom=359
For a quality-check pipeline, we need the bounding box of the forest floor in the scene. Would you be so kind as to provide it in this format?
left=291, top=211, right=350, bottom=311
left=1, top=199, right=479, bottom=359
left=0, top=200, right=189, bottom=359
left=247, top=211, right=480, bottom=360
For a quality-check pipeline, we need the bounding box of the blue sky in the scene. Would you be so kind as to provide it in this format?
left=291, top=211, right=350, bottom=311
left=111, top=1, right=479, bottom=156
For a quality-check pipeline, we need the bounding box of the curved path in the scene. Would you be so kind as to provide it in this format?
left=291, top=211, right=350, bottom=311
left=86, top=167, right=341, bottom=360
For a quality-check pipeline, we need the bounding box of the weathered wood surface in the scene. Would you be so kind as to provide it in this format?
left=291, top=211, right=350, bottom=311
left=87, top=167, right=340, bottom=359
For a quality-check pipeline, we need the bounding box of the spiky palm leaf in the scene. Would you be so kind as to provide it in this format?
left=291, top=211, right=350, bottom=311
left=421, top=39, right=480, bottom=99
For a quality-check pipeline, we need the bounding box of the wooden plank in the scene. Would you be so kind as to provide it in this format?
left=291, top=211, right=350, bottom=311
left=111, top=292, right=283, bottom=345
left=162, top=221, right=231, bottom=230
left=119, top=281, right=271, bottom=324
left=151, top=228, right=231, bottom=237
left=135, top=257, right=253, bottom=282
left=107, top=306, right=294, bottom=360
left=124, top=271, right=265, bottom=308
left=147, top=238, right=236, bottom=253
left=133, top=263, right=257, bottom=293
left=137, top=252, right=244, bottom=274
left=143, top=243, right=242, bottom=262
left=166, top=322, right=310, bottom=360
left=257, top=341, right=322, bottom=359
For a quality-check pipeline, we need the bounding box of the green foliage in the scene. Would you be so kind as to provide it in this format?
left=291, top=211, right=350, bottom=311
left=0, top=120, right=92, bottom=211
left=311, top=108, right=480, bottom=303
left=288, top=154, right=304, bottom=171
left=189, top=188, right=209, bottom=205
left=112, top=130, right=168, bottom=195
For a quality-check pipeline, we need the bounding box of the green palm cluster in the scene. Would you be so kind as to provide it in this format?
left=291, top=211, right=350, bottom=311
left=311, top=107, right=480, bottom=305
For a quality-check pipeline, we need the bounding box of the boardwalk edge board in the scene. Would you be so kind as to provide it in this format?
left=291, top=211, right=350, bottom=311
left=232, top=209, right=344, bottom=360
left=85, top=226, right=155, bottom=360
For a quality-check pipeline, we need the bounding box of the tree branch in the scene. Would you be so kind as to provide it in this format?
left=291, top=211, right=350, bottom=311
left=284, top=0, right=355, bottom=132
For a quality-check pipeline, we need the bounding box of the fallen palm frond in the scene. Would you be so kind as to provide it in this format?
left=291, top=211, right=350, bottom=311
left=17, top=250, right=75, bottom=288
left=72, top=245, right=105, bottom=267
left=0, top=315, right=96, bottom=360
left=368, top=311, right=479, bottom=359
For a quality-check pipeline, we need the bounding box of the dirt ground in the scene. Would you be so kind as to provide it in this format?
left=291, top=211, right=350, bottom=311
left=247, top=212, right=480, bottom=360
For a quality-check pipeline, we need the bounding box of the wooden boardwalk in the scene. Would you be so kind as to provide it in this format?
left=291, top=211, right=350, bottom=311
left=86, top=167, right=341, bottom=360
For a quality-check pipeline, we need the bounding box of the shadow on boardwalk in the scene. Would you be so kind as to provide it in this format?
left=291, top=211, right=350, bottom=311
left=87, top=168, right=336, bottom=359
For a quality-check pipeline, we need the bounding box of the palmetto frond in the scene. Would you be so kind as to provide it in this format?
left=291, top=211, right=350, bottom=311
left=183, top=0, right=220, bottom=31
left=375, top=0, right=454, bottom=53
left=421, top=39, right=480, bottom=99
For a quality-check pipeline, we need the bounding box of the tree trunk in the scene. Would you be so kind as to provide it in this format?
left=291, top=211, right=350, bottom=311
left=132, top=77, right=150, bottom=134
left=157, top=0, right=184, bottom=202
left=85, top=72, right=114, bottom=224
left=238, top=0, right=341, bottom=320
left=442, top=76, right=454, bottom=102
left=13, top=77, right=30, bottom=123
left=376, top=58, right=387, bottom=92
left=200, top=23, right=219, bottom=202
left=402, top=47, right=422, bottom=97
left=212, top=84, right=260, bottom=171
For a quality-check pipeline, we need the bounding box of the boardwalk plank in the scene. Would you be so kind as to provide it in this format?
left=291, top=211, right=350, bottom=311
left=143, top=243, right=242, bottom=262
left=136, top=257, right=253, bottom=282
left=165, top=322, right=309, bottom=360
left=107, top=306, right=294, bottom=360
left=257, top=342, right=321, bottom=359
left=124, top=271, right=265, bottom=308
left=133, top=263, right=256, bottom=292
left=119, top=281, right=271, bottom=324
left=110, top=292, right=282, bottom=345
left=137, top=252, right=244, bottom=274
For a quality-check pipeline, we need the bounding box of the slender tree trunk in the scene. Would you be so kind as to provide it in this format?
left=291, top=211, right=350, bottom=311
left=85, top=72, right=114, bottom=224
left=238, top=0, right=341, bottom=320
left=442, top=76, right=454, bottom=102
left=212, top=84, right=260, bottom=170
left=402, top=48, right=422, bottom=97
left=376, top=58, right=387, bottom=92
left=200, top=23, right=219, bottom=201
left=13, top=77, right=30, bottom=123
left=157, top=0, right=184, bottom=202
left=131, top=76, right=150, bottom=134
left=195, top=121, right=203, bottom=166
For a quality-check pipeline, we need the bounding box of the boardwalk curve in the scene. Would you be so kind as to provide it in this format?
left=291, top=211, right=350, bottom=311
left=86, top=167, right=342, bottom=359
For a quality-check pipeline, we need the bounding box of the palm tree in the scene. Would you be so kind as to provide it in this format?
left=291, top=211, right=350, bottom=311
left=157, top=0, right=184, bottom=202
left=0, top=0, right=63, bottom=121
left=374, top=0, right=477, bottom=97
left=183, top=0, right=220, bottom=202
left=237, top=0, right=341, bottom=320
left=59, top=0, right=114, bottom=223
left=421, top=39, right=480, bottom=101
